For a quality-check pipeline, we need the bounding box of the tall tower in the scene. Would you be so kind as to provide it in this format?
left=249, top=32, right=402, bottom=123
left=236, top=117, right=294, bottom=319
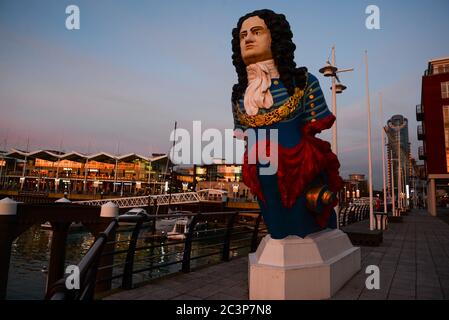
left=386, top=115, right=411, bottom=200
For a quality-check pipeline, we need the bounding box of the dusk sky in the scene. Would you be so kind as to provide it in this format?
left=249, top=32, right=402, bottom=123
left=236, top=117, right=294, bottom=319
left=1, top=0, right=449, bottom=189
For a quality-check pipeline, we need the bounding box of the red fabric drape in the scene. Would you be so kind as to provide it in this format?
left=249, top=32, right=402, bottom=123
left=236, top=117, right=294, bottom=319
left=242, top=114, right=343, bottom=227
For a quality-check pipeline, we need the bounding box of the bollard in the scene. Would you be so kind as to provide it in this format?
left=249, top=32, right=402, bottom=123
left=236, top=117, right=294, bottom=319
left=0, top=197, right=18, bottom=216
left=100, top=202, right=119, bottom=218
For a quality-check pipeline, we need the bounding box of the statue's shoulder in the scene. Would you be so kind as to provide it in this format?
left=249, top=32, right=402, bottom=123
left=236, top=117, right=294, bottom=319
left=306, top=72, right=318, bottom=82
left=304, top=72, right=320, bottom=94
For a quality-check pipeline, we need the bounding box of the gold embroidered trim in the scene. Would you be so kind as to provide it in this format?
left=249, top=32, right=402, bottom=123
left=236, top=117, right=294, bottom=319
left=235, top=87, right=305, bottom=128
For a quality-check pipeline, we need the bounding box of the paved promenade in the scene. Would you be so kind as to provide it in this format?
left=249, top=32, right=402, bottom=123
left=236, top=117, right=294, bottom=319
left=105, top=209, right=449, bottom=300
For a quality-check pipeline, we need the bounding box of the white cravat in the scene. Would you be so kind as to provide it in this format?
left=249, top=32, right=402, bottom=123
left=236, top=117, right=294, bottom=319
left=243, top=59, right=280, bottom=116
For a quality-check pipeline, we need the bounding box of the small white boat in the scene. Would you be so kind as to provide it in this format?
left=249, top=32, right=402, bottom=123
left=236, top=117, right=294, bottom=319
left=119, top=208, right=186, bottom=233
left=166, top=217, right=208, bottom=240
left=119, top=208, right=150, bottom=226
left=167, top=217, right=189, bottom=240
left=156, top=218, right=178, bottom=233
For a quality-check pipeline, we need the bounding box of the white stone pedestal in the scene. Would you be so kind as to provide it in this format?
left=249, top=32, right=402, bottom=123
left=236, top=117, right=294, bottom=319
left=249, top=229, right=361, bottom=300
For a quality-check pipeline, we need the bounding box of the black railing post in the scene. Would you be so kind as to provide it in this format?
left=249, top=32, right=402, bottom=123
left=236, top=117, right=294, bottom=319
left=122, top=216, right=145, bottom=290
left=250, top=212, right=262, bottom=253
left=94, top=218, right=117, bottom=294
left=337, top=206, right=343, bottom=228
left=182, top=213, right=200, bottom=273
left=343, top=207, right=349, bottom=226
left=151, top=197, right=157, bottom=234
left=0, top=215, right=16, bottom=300
left=45, top=221, right=71, bottom=296
left=84, top=232, right=109, bottom=300
left=222, top=212, right=239, bottom=262
left=349, top=206, right=356, bottom=224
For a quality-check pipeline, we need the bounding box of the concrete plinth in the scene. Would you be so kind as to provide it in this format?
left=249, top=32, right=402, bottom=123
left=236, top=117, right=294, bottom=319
left=249, top=229, right=361, bottom=300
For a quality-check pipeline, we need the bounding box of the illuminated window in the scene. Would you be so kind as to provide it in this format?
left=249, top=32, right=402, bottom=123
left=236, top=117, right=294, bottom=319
left=442, top=82, right=449, bottom=99
left=444, top=105, right=449, bottom=172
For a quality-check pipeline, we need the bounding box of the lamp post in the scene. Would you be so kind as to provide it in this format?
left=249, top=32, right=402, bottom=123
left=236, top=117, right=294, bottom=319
left=364, top=51, right=374, bottom=231
left=379, top=93, right=387, bottom=214
left=397, top=130, right=402, bottom=213
left=319, top=45, right=354, bottom=156
left=319, top=46, right=353, bottom=228
left=387, top=140, right=396, bottom=216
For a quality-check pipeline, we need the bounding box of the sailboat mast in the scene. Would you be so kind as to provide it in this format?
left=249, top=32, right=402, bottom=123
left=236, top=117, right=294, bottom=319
left=168, top=121, right=177, bottom=210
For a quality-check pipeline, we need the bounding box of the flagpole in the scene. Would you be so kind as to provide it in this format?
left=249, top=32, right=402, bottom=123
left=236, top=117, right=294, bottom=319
left=379, top=93, right=387, bottom=213
left=390, top=148, right=396, bottom=216
left=365, top=51, right=374, bottom=230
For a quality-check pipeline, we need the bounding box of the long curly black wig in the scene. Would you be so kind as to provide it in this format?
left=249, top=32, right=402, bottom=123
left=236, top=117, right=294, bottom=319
left=231, top=9, right=308, bottom=105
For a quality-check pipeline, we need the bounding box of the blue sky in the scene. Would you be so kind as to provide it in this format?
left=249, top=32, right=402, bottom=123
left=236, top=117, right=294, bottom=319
left=1, top=0, right=449, bottom=188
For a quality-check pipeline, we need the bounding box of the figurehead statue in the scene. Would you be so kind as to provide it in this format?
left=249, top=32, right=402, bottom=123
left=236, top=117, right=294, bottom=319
left=231, top=9, right=343, bottom=239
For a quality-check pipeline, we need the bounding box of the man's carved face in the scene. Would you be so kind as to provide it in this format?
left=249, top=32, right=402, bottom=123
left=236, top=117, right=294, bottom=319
left=239, top=16, right=273, bottom=66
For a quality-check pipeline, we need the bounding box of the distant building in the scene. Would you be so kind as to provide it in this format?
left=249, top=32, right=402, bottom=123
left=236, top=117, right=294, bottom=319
left=385, top=114, right=411, bottom=208
left=410, top=157, right=426, bottom=208
left=0, top=149, right=169, bottom=196
left=340, top=174, right=368, bottom=204
left=192, top=160, right=252, bottom=200
left=417, top=56, right=449, bottom=215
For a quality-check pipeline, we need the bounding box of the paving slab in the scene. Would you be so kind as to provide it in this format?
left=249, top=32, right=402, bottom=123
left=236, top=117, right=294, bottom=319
left=105, top=209, right=449, bottom=300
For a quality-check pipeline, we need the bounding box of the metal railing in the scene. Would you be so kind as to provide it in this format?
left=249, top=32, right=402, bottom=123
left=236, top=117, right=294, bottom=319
left=73, top=189, right=227, bottom=208
left=338, top=205, right=369, bottom=227
left=418, top=146, right=426, bottom=159
left=338, top=205, right=388, bottom=230
left=46, top=220, right=119, bottom=300
left=416, top=104, right=423, bottom=114
left=416, top=104, right=424, bottom=121
left=46, top=210, right=264, bottom=300
left=417, top=125, right=425, bottom=139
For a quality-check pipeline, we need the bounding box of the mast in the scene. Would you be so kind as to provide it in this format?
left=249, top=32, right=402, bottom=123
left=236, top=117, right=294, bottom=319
left=167, top=121, right=177, bottom=211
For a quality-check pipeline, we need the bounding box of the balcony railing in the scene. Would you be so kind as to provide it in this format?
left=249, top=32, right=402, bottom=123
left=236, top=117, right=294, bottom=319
left=418, top=146, right=426, bottom=160
left=416, top=104, right=424, bottom=121
left=417, top=125, right=425, bottom=140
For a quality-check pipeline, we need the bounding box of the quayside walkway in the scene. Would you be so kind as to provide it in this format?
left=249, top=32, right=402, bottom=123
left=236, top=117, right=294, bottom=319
left=105, top=209, right=449, bottom=300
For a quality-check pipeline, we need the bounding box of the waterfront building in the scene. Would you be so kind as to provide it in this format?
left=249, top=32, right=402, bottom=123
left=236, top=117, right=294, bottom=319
left=172, top=160, right=252, bottom=201
left=340, top=174, right=368, bottom=204
left=0, top=149, right=169, bottom=196
left=417, top=57, right=449, bottom=215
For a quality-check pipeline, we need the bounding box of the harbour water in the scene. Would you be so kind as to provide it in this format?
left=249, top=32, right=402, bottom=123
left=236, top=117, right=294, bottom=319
left=6, top=222, right=250, bottom=300
left=7, top=225, right=95, bottom=299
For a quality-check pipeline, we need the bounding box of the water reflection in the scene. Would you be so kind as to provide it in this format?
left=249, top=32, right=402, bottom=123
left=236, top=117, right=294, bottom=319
left=7, top=223, right=252, bottom=299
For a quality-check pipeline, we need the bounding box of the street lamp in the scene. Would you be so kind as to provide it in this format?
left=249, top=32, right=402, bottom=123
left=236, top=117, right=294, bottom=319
left=319, top=46, right=353, bottom=229
left=319, top=45, right=354, bottom=157
left=335, top=83, right=347, bottom=94
left=319, top=63, right=337, bottom=77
